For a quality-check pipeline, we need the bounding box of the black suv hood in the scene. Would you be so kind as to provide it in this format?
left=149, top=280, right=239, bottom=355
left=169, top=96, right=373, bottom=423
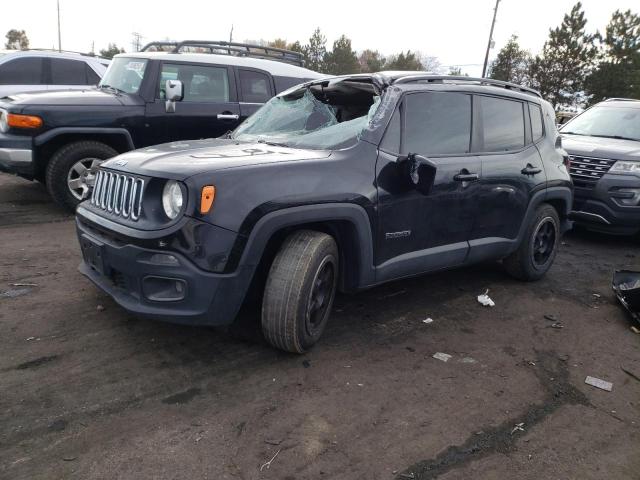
left=561, top=134, right=640, bottom=161
left=100, top=139, right=331, bottom=180
left=1, top=88, right=125, bottom=107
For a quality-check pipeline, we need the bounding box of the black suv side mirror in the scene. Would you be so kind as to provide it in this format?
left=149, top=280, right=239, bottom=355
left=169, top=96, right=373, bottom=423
left=397, top=153, right=437, bottom=194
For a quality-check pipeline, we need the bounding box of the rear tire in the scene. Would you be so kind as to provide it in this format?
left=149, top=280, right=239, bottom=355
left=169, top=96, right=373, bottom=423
left=45, top=141, right=118, bottom=211
left=261, top=230, right=339, bottom=353
left=504, top=203, right=560, bottom=281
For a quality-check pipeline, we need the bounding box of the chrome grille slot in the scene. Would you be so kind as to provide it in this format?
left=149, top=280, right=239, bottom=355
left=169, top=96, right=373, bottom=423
left=90, top=169, right=145, bottom=221
left=569, top=155, right=617, bottom=189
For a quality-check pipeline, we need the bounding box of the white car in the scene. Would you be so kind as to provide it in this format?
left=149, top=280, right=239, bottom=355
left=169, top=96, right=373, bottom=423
left=0, top=50, right=109, bottom=98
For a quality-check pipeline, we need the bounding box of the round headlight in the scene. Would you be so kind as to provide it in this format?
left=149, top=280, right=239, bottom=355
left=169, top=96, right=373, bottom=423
left=0, top=111, right=8, bottom=133
left=162, top=180, right=184, bottom=219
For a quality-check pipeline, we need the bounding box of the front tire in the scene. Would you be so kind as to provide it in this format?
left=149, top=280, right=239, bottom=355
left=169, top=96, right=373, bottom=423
left=261, top=230, right=339, bottom=353
left=504, top=203, right=560, bottom=281
left=45, top=141, right=118, bottom=211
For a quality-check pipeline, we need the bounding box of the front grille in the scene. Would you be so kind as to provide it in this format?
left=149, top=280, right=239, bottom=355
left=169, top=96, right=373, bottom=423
left=569, top=155, right=617, bottom=189
left=91, top=170, right=145, bottom=220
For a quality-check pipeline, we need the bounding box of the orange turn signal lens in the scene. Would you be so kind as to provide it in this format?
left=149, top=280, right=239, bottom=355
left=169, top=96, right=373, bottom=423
left=200, top=185, right=216, bottom=214
left=7, top=113, right=43, bottom=129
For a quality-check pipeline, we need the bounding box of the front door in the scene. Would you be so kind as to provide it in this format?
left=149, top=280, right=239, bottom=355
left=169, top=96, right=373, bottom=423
left=375, top=91, right=481, bottom=283
left=146, top=62, right=241, bottom=143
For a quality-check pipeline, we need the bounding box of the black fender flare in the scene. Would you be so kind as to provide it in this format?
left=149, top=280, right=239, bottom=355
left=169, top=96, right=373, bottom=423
left=34, top=127, right=135, bottom=150
left=516, top=185, right=573, bottom=244
left=237, top=203, right=376, bottom=288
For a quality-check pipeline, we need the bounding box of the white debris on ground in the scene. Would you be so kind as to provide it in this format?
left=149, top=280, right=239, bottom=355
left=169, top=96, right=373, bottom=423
left=585, top=376, right=613, bottom=392
left=432, top=352, right=452, bottom=362
left=477, top=289, right=495, bottom=307
left=422, top=317, right=434, bottom=324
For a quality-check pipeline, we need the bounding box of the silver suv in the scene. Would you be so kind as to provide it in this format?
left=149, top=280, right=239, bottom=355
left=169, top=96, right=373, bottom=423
left=0, top=50, right=109, bottom=98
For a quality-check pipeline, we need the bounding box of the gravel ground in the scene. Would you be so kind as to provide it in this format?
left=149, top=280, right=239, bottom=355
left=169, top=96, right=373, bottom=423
left=0, top=173, right=639, bottom=480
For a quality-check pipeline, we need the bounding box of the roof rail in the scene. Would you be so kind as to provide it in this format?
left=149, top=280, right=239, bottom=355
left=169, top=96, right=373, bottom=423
left=139, top=40, right=304, bottom=67
left=603, top=97, right=640, bottom=102
left=19, top=48, right=109, bottom=61
left=392, top=75, right=542, bottom=98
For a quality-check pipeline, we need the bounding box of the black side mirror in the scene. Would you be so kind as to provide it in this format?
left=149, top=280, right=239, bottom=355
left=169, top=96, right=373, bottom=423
left=397, top=153, right=437, bottom=193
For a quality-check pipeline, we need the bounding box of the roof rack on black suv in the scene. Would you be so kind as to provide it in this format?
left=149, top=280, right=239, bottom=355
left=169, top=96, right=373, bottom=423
left=75, top=72, right=573, bottom=353
left=140, top=40, right=304, bottom=67
left=390, top=74, right=542, bottom=98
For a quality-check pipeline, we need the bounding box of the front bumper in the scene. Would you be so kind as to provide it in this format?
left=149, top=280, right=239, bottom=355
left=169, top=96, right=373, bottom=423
left=0, top=133, right=34, bottom=176
left=570, top=173, right=640, bottom=235
left=76, top=215, right=254, bottom=326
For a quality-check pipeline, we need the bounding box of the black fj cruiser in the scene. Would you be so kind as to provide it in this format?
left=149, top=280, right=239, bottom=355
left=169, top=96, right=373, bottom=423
left=75, top=73, right=573, bottom=353
left=0, top=41, right=321, bottom=210
left=561, top=98, right=640, bottom=235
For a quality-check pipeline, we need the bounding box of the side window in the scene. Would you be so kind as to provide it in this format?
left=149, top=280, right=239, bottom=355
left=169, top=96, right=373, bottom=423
left=159, top=63, right=230, bottom=102
left=51, top=58, right=87, bottom=85
left=239, top=69, right=272, bottom=103
left=0, top=57, right=44, bottom=85
left=403, top=92, right=471, bottom=156
left=478, top=96, right=525, bottom=151
left=529, top=103, right=544, bottom=142
left=380, top=106, right=401, bottom=153
left=86, top=65, right=101, bottom=85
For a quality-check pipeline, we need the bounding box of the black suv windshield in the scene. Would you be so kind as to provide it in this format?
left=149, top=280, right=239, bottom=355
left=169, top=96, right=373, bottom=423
left=99, top=57, right=148, bottom=94
left=562, top=104, right=640, bottom=141
left=232, top=86, right=380, bottom=150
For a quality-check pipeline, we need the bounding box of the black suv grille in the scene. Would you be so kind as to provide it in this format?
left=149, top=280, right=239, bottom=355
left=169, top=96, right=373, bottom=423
left=569, top=155, right=616, bottom=189
left=91, top=170, right=145, bottom=220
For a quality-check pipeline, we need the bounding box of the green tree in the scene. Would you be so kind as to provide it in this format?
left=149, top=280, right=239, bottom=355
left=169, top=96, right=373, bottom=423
left=529, top=2, right=598, bottom=108
left=304, top=28, right=327, bottom=73
left=385, top=50, right=423, bottom=71
left=99, top=43, right=125, bottom=59
left=585, top=9, right=640, bottom=103
left=324, top=35, right=360, bottom=75
left=268, top=38, right=288, bottom=49
left=488, top=35, right=531, bottom=84
left=358, top=49, right=386, bottom=73
left=5, top=29, right=29, bottom=50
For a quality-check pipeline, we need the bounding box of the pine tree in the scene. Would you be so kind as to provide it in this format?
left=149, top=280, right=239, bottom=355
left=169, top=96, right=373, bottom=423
left=324, top=35, right=360, bottom=75
left=585, top=9, right=640, bottom=103
left=385, top=51, right=423, bottom=71
left=304, top=28, right=328, bottom=73
left=488, top=35, right=531, bottom=84
left=529, top=2, right=598, bottom=108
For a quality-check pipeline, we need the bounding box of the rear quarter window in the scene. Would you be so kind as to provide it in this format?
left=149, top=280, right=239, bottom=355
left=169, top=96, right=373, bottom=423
left=0, top=57, right=44, bottom=85
left=529, top=103, right=544, bottom=142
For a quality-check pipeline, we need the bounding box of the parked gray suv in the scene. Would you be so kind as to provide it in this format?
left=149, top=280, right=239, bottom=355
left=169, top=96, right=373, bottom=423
left=561, top=98, right=640, bottom=235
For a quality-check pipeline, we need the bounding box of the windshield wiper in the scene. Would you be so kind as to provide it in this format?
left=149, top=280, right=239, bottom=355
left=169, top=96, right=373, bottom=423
left=257, top=139, right=291, bottom=148
left=588, top=134, right=640, bottom=142
left=560, top=131, right=586, bottom=136
left=99, top=84, right=124, bottom=95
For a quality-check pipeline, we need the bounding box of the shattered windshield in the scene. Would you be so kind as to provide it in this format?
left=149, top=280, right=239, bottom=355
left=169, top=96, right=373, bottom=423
left=232, top=83, right=380, bottom=150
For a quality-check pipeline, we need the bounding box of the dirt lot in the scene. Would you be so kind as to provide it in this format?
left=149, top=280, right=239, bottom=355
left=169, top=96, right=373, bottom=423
left=0, top=172, right=639, bottom=480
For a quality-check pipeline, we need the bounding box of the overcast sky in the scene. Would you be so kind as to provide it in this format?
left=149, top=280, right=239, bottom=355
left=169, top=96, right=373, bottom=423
left=2, top=0, right=638, bottom=76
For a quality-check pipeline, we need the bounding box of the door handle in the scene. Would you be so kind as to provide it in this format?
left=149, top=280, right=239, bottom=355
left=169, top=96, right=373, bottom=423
left=454, top=172, right=479, bottom=182
left=217, top=113, right=240, bottom=120
left=521, top=164, right=542, bottom=175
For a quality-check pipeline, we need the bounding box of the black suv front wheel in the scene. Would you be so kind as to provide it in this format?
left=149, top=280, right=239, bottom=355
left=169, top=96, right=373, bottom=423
left=261, top=230, right=339, bottom=353
left=46, top=141, right=118, bottom=211
left=504, top=203, right=560, bottom=281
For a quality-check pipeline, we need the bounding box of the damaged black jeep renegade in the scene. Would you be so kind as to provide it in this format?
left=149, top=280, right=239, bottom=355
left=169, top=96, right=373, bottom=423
left=76, top=73, right=573, bottom=353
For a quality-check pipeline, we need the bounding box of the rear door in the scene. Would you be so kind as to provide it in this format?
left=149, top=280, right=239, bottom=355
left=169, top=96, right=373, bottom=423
left=375, top=91, right=482, bottom=282
left=236, top=68, right=275, bottom=122
left=149, top=61, right=240, bottom=142
left=0, top=56, right=47, bottom=96
left=470, top=94, right=546, bottom=242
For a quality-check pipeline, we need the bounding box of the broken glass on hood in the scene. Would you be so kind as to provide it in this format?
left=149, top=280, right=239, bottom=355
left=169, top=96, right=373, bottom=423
left=232, top=83, right=380, bottom=150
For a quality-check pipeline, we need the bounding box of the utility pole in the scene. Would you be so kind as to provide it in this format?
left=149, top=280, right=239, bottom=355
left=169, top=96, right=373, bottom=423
left=229, top=24, right=234, bottom=43
left=131, top=32, right=142, bottom=52
left=57, top=0, right=62, bottom=52
left=481, top=0, right=500, bottom=78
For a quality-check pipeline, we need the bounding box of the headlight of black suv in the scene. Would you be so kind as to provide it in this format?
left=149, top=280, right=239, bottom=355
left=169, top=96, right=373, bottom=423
left=162, top=180, right=184, bottom=220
